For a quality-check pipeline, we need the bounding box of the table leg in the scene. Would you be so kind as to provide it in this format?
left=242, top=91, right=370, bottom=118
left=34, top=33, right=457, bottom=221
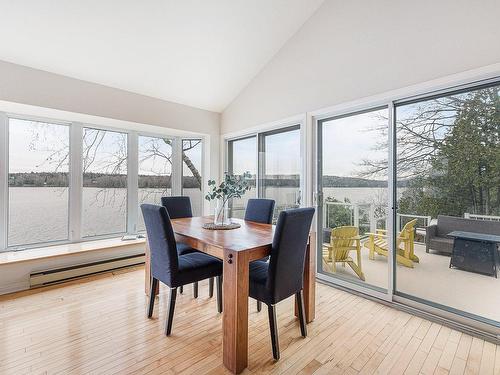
left=295, top=233, right=316, bottom=323
left=223, top=249, right=249, bottom=374
left=145, top=241, right=159, bottom=297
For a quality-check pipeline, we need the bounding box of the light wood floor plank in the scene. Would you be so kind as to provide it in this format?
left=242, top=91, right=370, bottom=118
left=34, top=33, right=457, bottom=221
left=465, top=337, right=485, bottom=375
left=479, top=341, right=496, bottom=375
left=0, top=267, right=498, bottom=375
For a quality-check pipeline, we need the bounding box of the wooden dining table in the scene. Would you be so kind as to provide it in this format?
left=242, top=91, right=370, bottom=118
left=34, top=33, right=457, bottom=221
left=144, top=216, right=316, bottom=374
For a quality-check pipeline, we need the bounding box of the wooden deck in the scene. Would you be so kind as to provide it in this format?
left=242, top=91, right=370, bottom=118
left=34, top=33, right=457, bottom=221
left=0, top=266, right=499, bottom=374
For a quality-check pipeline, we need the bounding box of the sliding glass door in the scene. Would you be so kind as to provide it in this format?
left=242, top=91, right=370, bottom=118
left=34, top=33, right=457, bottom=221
left=315, top=78, right=500, bottom=335
left=227, top=124, right=303, bottom=222
left=227, top=136, right=257, bottom=219
left=394, top=82, right=500, bottom=325
left=259, top=126, right=302, bottom=222
left=317, top=108, right=389, bottom=293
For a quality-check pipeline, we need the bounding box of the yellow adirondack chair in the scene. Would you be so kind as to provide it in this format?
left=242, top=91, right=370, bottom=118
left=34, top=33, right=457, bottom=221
left=365, top=219, right=419, bottom=268
left=323, top=226, right=365, bottom=281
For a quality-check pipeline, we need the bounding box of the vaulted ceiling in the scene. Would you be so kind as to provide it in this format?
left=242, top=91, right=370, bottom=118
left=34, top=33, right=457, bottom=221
left=0, top=0, right=324, bottom=112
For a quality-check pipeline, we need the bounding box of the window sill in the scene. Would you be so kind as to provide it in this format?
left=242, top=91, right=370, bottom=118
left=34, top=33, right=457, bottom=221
left=0, top=237, right=146, bottom=265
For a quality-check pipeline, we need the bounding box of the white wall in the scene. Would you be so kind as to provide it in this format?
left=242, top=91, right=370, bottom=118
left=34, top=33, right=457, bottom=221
left=221, top=0, right=500, bottom=133
left=0, top=60, right=220, bottom=134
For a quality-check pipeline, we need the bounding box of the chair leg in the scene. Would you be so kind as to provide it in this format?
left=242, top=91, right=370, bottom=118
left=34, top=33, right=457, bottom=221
left=179, top=285, right=183, bottom=294
left=209, top=277, right=214, bottom=298
left=295, top=290, right=307, bottom=337
left=147, top=278, right=158, bottom=318
left=165, top=287, right=177, bottom=336
left=216, top=276, right=222, bottom=313
left=267, top=304, right=280, bottom=360
left=257, top=300, right=262, bottom=312
left=193, top=282, right=198, bottom=298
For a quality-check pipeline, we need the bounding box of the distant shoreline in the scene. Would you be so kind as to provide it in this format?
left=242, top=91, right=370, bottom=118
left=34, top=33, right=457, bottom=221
left=8, top=172, right=409, bottom=188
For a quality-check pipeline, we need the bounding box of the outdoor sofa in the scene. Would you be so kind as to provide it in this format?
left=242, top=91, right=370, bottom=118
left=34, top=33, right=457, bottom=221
left=426, top=215, right=500, bottom=254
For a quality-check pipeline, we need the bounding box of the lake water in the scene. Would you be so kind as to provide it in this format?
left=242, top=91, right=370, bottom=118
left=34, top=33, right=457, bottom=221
left=7, top=187, right=203, bottom=247
left=7, top=186, right=393, bottom=247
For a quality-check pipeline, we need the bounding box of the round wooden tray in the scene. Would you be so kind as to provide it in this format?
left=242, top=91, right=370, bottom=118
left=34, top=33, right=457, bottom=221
left=202, top=222, right=241, bottom=230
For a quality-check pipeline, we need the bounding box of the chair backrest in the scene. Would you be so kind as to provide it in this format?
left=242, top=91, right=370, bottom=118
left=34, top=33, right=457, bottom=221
left=244, top=198, right=275, bottom=224
left=400, top=218, right=417, bottom=240
left=436, top=214, right=500, bottom=237
left=141, top=204, right=179, bottom=286
left=331, top=226, right=358, bottom=248
left=267, top=207, right=315, bottom=303
left=161, top=196, right=193, bottom=219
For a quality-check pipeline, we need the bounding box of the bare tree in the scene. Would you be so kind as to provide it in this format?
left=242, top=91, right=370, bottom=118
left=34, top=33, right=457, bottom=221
left=34, top=128, right=202, bottom=187
left=359, top=87, right=499, bottom=216
left=142, top=138, right=202, bottom=188
left=359, top=91, right=497, bottom=179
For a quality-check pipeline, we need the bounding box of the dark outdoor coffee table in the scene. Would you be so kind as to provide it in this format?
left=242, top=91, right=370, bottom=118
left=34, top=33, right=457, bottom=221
left=448, top=231, right=500, bottom=278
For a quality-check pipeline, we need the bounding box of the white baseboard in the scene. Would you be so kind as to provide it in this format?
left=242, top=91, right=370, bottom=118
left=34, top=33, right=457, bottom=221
left=0, top=280, right=30, bottom=295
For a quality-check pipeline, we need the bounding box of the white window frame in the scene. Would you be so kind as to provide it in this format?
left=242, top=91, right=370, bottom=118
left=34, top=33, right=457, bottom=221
left=313, top=104, right=393, bottom=303
left=0, top=112, right=8, bottom=250
left=0, top=112, right=205, bottom=251
left=79, top=125, right=130, bottom=240
left=135, top=133, right=181, bottom=234
left=6, top=115, right=72, bottom=249
left=223, top=114, right=307, bottom=212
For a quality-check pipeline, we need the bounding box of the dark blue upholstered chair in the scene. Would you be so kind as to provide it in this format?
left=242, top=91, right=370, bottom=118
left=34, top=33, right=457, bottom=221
left=244, top=198, right=275, bottom=224
left=244, top=198, right=275, bottom=312
left=141, top=204, right=223, bottom=336
left=160, top=196, right=193, bottom=220
left=160, top=196, right=210, bottom=298
left=249, top=207, right=315, bottom=360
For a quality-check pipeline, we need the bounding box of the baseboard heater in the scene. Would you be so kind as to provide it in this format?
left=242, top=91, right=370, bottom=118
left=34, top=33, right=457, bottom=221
left=29, top=254, right=145, bottom=287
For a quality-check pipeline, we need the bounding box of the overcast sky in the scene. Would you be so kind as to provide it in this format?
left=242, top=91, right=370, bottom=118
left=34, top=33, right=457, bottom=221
left=322, top=109, right=387, bottom=178
left=9, top=119, right=202, bottom=177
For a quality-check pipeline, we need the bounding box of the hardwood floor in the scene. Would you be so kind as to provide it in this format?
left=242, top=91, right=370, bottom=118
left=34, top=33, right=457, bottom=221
left=0, top=266, right=498, bottom=375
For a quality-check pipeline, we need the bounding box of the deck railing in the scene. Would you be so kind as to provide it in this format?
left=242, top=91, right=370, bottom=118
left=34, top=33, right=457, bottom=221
left=323, top=202, right=431, bottom=241
left=323, top=201, right=383, bottom=236
left=464, top=213, right=500, bottom=222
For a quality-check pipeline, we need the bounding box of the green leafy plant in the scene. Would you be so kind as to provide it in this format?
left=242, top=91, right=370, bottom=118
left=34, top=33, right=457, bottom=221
left=205, top=172, right=252, bottom=224
left=205, top=172, right=252, bottom=202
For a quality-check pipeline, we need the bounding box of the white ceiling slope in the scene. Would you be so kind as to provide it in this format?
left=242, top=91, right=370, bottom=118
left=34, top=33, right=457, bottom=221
left=0, top=0, right=324, bottom=112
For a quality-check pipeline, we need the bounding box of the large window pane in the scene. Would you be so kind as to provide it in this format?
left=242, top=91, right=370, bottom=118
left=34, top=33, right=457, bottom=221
left=319, top=109, right=389, bottom=291
left=182, top=139, right=203, bottom=216
left=8, top=118, right=69, bottom=246
left=82, top=128, right=127, bottom=237
left=260, top=126, right=301, bottom=222
left=137, top=136, right=172, bottom=232
left=228, top=136, right=257, bottom=219
left=395, top=83, right=500, bottom=323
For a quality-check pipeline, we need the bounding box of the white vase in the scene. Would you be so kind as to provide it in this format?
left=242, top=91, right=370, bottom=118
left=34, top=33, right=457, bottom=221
left=214, top=198, right=231, bottom=225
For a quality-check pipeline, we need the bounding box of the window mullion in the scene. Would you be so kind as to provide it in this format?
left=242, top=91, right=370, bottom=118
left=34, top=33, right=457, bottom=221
left=257, top=133, right=264, bottom=198
left=387, top=101, right=396, bottom=298
left=69, top=122, right=83, bottom=243
left=172, top=137, right=182, bottom=196
left=0, top=112, right=8, bottom=250
left=127, top=131, right=138, bottom=234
